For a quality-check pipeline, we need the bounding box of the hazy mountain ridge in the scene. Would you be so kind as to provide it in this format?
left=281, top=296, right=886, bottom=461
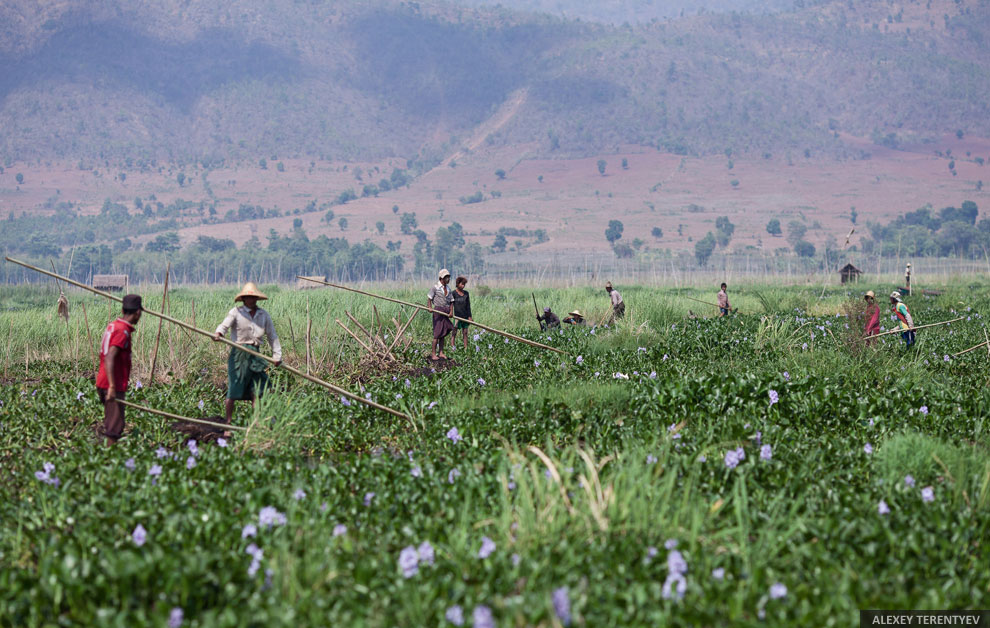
left=0, top=0, right=987, bottom=163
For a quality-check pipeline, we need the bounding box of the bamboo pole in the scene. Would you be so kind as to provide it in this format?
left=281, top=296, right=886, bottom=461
left=297, top=276, right=569, bottom=355
left=682, top=294, right=736, bottom=312
left=4, top=258, right=412, bottom=422
left=954, top=339, right=990, bottom=357
left=117, top=399, right=247, bottom=432
left=79, top=300, right=96, bottom=367
left=870, top=317, right=965, bottom=339
left=306, top=298, right=312, bottom=376
left=385, top=309, right=419, bottom=356
left=336, top=320, right=376, bottom=355
left=148, top=261, right=170, bottom=384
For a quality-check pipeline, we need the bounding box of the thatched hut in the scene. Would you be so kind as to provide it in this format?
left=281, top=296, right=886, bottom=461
left=93, top=274, right=128, bottom=291
left=839, top=263, right=862, bottom=285
left=297, top=275, right=326, bottom=290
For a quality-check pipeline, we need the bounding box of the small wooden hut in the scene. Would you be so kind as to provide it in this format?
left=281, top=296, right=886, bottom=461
left=839, top=263, right=862, bottom=284
left=297, top=275, right=326, bottom=290
left=93, top=274, right=128, bottom=291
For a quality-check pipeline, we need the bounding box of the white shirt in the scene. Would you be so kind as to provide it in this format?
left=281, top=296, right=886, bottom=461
left=610, top=289, right=623, bottom=306
left=216, top=306, right=282, bottom=361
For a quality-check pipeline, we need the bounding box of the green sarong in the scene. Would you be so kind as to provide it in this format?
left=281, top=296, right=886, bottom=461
left=227, top=345, right=269, bottom=400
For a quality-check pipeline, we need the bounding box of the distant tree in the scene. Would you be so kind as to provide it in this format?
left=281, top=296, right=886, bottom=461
left=146, top=232, right=181, bottom=253
left=597, top=160, right=607, bottom=176
left=323, top=209, right=335, bottom=224
left=15, top=173, right=24, bottom=185
left=376, top=221, right=385, bottom=235
left=338, top=217, right=348, bottom=231
left=613, top=243, right=634, bottom=258
left=400, top=212, right=418, bottom=235
left=277, top=161, right=285, bottom=172
left=651, top=227, right=663, bottom=239
left=336, top=189, right=357, bottom=205
left=621, top=158, right=629, bottom=170
left=392, top=205, right=399, bottom=214
left=715, top=216, right=735, bottom=248
left=495, top=169, right=506, bottom=180
left=794, top=240, right=816, bottom=257
left=537, top=175, right=544, bottom=183
left=695, top=232, right=716, bottom=266
left=459, top=191, right=484, bottom=205
left=293, top=218, right=303, bottom=229
left=786, top=220, right=807, bottom=245
left=119, top=172, right=126, bottom=183
left=730, top=179, right=739, bottom=188
left=631, top=238, right=644, bottom=250
left=948, top=160, right=956, bottom=171
left=492, top=233, right=507, bottom=252
left=766, top=219, right=782, bottom=236
left=605, top=219, right=624, bottom=243
left=850, top=207, right=858, bottom=224
left=259, top=159, right=267, bottom=170
left=957, top=129, right=964, bottom=139
left=176, top=173, right=186, bottom=187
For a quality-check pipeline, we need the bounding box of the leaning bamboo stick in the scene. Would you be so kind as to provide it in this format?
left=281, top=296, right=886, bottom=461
left=385, top=309, right=419, bottom=356
left=870, top=316, right=965, bottom=339
left=79, top=300, right=96, bottom=367
left=5, top=258, right=412, bottom=423
left=297, top=276, right=569, bottom=355
left=117, top=399, right=247, bottom=432
left=953, top=340, right=989, bottom=357
left=682, top=295, right=737, bottom=312
left=336, top=319, right=376, bottom=355
left=148, top=261, right=170, bottom=384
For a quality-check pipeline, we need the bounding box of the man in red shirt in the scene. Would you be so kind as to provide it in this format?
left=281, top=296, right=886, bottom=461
left=96, top=294, right=143, bottom=445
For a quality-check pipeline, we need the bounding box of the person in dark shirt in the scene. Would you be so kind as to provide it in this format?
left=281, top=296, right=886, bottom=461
left=537, top=307, right=560, bottom=330
left=452, top=276, right=473, bottom=351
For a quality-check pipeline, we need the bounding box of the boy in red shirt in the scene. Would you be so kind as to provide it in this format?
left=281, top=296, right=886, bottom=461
left=96, top=294, right=143, bottom=445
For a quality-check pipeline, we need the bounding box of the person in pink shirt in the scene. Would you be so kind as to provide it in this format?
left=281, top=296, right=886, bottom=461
left=863, top=291, right=881, bottom=345
left=95, top=294, right=143, bottom=445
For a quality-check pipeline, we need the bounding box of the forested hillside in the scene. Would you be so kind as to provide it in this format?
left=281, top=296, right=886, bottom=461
left=0, top=0, right=988, bottom=163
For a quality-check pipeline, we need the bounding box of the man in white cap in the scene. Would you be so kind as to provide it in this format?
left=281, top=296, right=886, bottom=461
left=605, top=281, right=624, bottom=322
left=889, top=291, right=915, bottom=348
left=213, top=282, right=282, bottom=428
left=427, top=269, right=454, bottom=360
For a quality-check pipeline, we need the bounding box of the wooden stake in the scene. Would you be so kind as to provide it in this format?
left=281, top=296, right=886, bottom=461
left=80, top=300, right=96, bottom=367
left=346, top=310, right=388, bottom=352
left=5, top=258, right=412, bottom=423
left=149, top=261, right=170, bottom=384
left=336, top=319, right=376, bottom=355
left=288, top=316, right=297, bottom=356
left=385, top=309, right=419, bottom=356
left=870, top=316, right=965, bottom=339
left=297, top=276, right=569, bottom=355
left=306, top=298, right=312, bottom=376
left=952, top=340, right=988, bottom=357
left=116, top=399, right=247, bottom=432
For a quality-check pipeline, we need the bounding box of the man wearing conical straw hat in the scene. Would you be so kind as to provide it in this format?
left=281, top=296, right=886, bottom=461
left=213, top=282, right=282, bottom=430
left=562, top=310, right=586, bottom=325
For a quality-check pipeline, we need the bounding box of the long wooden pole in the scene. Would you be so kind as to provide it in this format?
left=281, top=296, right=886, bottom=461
left=870, top=316, right=964, bottom=339
left=682, top=295, right=735, bottom=312
left=148, top=261, right=170, bottom=384
left=953, top=339, right=989, bottom=357
left=117, top=399, right=247, bottom=432
left=4, top=257, right=411, bottom=422
left=297, top=276, right=569, bottom=355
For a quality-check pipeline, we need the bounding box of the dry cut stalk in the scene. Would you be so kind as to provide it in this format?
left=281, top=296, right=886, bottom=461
left=116, top=399, right=247, bottom=432
left=149, top=261, right=170, bottom=384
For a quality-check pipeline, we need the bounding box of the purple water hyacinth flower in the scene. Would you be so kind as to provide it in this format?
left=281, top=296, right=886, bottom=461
left=405, top=378, right=411, bottom=388
left=802, top=342, right=808, bottom=351
left=418, top=541, right=435, bottom=566
left=132, top=524, right=147, bottom=547
left=472, top=605, right=495, bottom=628
left=35, top=462, right=58, bottom=485
left=134, top=380, right=143, bottom=390
left=333, top=524, right=347, bottom=537
left=905, top=475, right=916, bottom=487
left=365, top=393, right=372, bottom=400
left=474, top=334, right=482, bottom=342
left=242, top=524, right=257, bottom=539
left=921, top=486, right=935, bottom=502
left=197, top=400, right=204, bottom=411
left=667, top=549, right=687, bottom=576
left=411, top=465, right=422, bottom=478
left=246, top=544, right=263, bottom=560
left=863, top=443, right=873, bottom=455
left=155, top=447, right=170, bottom=459
left=754, top=430, right=762, bottom=444
left=944, top=355, right=950, bottom=362
left=477, top=378, right=486, bottom=386
left=712, top=568, right=725, bottom=580
left=125, top=458, right=136, bottom=471
left=446, top=605, right=465, bottom=626
left=148, top=464, right=162, bottom=477
left=697, top=455, right=707, bottom=463
left=217, top=438, right=228, bottom=448
left=448, top=468, right=462, bottom=484
left=552, top=587, right=572, bottom=626
left=511, top=553, right=521, bottom=566
left=341, top=396, right=351, bottom=406
left=650, top=370, right=658, bottom=378
left=662, top=574, right=687, bottom=600
left=320, top=502, right=329, bottom=513
left=724, top=450, right=741, bottom=469
left=76, top=391, right=84, bottom=401
left=293, top=489, right=306, bottom=500
left=646, top=454, right=658, bottom=464
left=735, top=447, right=745, bottom=461
left=478, top=536, right=496, bottom=559
left=768, top=390, right=779, bottom=405
left=646, top=546, right=659, bottom=559
left=769, top=583, right=787, bottom=599
left=576, top=355, right=583, bottom=364
left=534, top=359, right=540, bottom=367
left=364, top=492, right=375, bottom=506
left=878, top=500, right=890, bottom=515
left=398, top=546, right=419, bottom=578
left=168, top=607, right=183, bottom=628
left=428, top=401, right=438, bottom=410
left=783, top=371, right=790, bottom=381
left=446, top=427, right=462, bottom=444
left=760, top=445, right=772, bottom=461
left=664, top=538, right=678, bottom=550
left=919, top=405, right=929, bottom=415
left=258, top=506, right=287, bottom=528
left=395, top=393, right=402, bottom=400
left=185, top=456, right=196, bottom=470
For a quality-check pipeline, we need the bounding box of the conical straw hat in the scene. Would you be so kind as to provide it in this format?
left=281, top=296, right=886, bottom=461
left=568, top=310, right=582, bottom=318
left=235, top=282, right=268, bottom=302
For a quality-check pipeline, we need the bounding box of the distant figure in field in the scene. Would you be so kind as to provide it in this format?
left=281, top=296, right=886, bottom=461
left=96, top=294, right=143, bottom=445
left=562, top=310, right=586, bottom=325
left=605, top=281, right=625, bottom=322
left=890, top=291, right=915, bottom=349
left=717, top=283, right=731, bottom=317
left=863, top=291, right=881, bottom=345
left=538, top=307, right=560, bottom=330
left=452, top=275, right=473, bottom=351
left=428, top=269, right=454, bottom=360
left=213, top=283, right=282, bottom=433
